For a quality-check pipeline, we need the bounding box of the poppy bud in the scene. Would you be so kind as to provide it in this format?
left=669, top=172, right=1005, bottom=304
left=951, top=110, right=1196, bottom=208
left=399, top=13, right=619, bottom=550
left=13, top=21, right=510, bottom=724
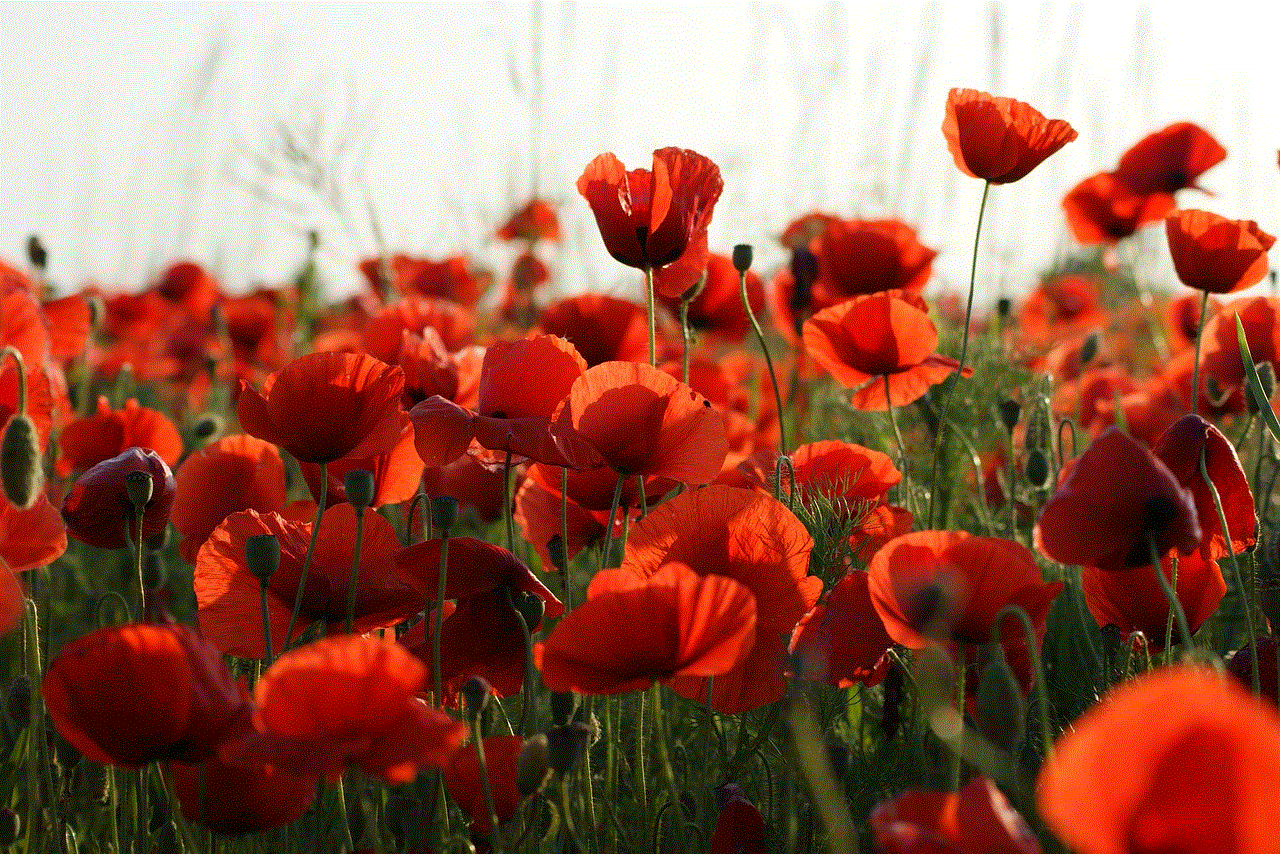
left=125, top=469, right=154, bottom=516
left=546, top=535, right=568, bottom=573
left=996, top=297, right=1012, bottom=321
left=998, top=398, right=1021, bottom=433
left=4, top=674, right=30, bottom=727
left=1079, top=330, right=1100, bottom=367
left=732, top=244, right=753, bottom=273
left=343, top=468, right=376, bottom=511
left=509, top=588, right=545, bottom=631
left=1024, top=403, right=1051, bottom=456
left=26, top=235, right=47, bottom=271
left=516, top=733, right=552, bottom=796
left=550, top=690, right=578, bottom=726
left=1, top=413, right=44, bottom=510
left=86, top=294, right=105, bottom=334
left=1024, top=448, right=1051, bottom=489
left=1247, top=361, right=1276, bottom=415
left=191, top=413, right=224, bottom=441
left=547, top=721, right=593, bottom=776
left=0, top=807, right=19, bottom=847
left=1204, top=376, right=1231, bottom=409
left=976, top=657, right=1026, bottom=754
left=460, top=676, right=491, bottom=720
left=244, top=534, right=281, bottom=582
left=913, top=644, right=954, bottom=718
left=431, top=495, right=459, bottom=532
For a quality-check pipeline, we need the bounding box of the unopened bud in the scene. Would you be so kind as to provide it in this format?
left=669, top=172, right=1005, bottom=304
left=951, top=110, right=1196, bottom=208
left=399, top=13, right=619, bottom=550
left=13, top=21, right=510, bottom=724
left=344, top=468, right=376, bottom=510
left=1247, top=362, right=1276, bottom=415
left=1205, top=376, right=1231, bottom=409
left=976, top=657, right=1026, bottom=754
left=1024, top=448, right=1050, bottom=489
left=1079, top=330, right=1100, bottom=367
left=547, top=722, right=593, bottom=776
left=460, top=676, right=491, bottom=720
left=26, top=235, right=47, bottom=271
left=997, top=399, right=1021, bottom=433
left=245, top=534, right=281, bottom=582
left=996, top=297, right=1012, bottom=320
left=516, top=734, right=553, bottom=797
left=191, top=413, right=224, bottom=441
left=509, top=588, right=545, bottom=632
left=431, top=495, right=458, bottom=532
left=1, top=414, right=44, bottom=510
left=732, top=244, right=753, bottom=273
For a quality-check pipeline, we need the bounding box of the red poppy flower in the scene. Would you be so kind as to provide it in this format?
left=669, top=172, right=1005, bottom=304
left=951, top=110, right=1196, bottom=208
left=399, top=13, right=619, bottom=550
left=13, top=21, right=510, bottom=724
left=56, top=396, right=183, bottom=478
left=1114, top=122, right=1227, bottom=197
left=235, top=351, right=407, bottom=465
left=1015, top=274, right=1108, bottom=349
left=551, top=360, right=728, bottom=485
left=871, top=776, right=1042, bottom=854
left=299, top=422, right=423, bottom=509
left=513, top=461, right=628, bottom=570
left=536, top=561, right=757, bottom=695
left=41, top=621, right=250, bottom=768
left=1, top=287, right=52, bottom=367
left=790, top=571, right=893, bottom=688
left=1049, top=367, right=1141, bottom=438
left=195, top=505, right=424, bottom=659
left=1165, top=292, right=1222, bottom=353
left=420, top=453, right=506, bottom=524
left=221, top=288, right=296, bottom=372
left=709, top=785, right=767, bottom=854
left=1165, top=210, right=1276, bottom=295
left=361, top=295, right=476, bottom=361
left=397, top=327, right=462, bottom=407
left=1226, top=636, right=1279, bottom=707
left=942, top=89, right=1077, bottom=184
left=1082, top=551, right=1226, bottom=650
left=229, top=635, right=467, bottom=785
left=409, top=334, right=599, bottom=470
left=1198, top=296, right=1280, bottom=413
left=1038, top=667, right=1280, bottom=854
left=656, top=251, right=764, bottom=344
left=813, top=217, right=937, bottom=303
left=538, top=293, right=651, bottom=367
left=444, top=735, right=526, bottom=837
left=0, top=359, right=55, bottom=453
left=396, top=535, right=564, bottom=618
left=61, top=447, right=177, bottom=550
left=165, top=756, right=316, bottom=835
left=594, top=485, right=820, bottom=713
left=802, top=292, right=968, bottom=411
left=153, top=260, right=222, bottom=317
left=496, top=198, right=561, bottom=243
left=172, top=435, right=287, bottom=563
left=577, top=148, right=723, bottom=287
left=41, top=292, right=92, bottom=364
left=1062, top=171, right=1176, bottom=245
left=359, top=254, right=486, bottom=308
left=1035, top=427, right=1201, bottom=571
left=1, top=494, right=68, bottom=572
left=1152, top=414, right=1256, bottom=561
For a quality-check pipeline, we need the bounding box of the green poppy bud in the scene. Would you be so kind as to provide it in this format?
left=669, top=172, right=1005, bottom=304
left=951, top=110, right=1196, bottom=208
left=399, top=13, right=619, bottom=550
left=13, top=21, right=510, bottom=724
left=1079, top=329, right=1100, bottom=367
left=1, top=413, right=43, bottom=510
left=976, top=657, right=1026, bottom=754
left=998, top=398, right=1021, bottom=433
left=26, top=235, right=47, bottom=271
left=1247, top=361, right=1276, bottom=415
left=732, top=244, right=753, bottom=273
left=1024, top=448, right=1051, bottom=489
left=431, top=495, right=459, bottom=532
left=245, top=534, right=281, bottom=582
left=0, top=807, right=20, bottom=847
left=547, top=721, right=594, bottom=776
left=460, top=676, right=491, bottom=721
left=344, top=468, right=376, bottom=510
left=547, top=535, right=568, bottom=573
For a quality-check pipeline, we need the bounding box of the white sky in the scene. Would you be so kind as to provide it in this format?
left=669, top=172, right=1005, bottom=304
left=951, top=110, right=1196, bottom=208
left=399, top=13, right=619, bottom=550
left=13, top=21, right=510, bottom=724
left=2, top=1, right=1277, bottom=307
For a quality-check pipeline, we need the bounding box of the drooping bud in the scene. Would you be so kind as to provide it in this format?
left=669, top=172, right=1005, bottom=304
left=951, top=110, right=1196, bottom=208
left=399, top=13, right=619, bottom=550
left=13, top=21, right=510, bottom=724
left=509, top=588, right=545, bottom=631
left=547, top=721, right=593, bottom=776
left=344, top=468, right=376, bottom=511
left=1247, top=361, right=1276, bottom=415
left=550, top=691, right=579, bottom=726
left=1079, top=329, right=1100, bottom=367
left=245, top=534, right=281, bottom=582
left=0, top=807, right=20, bottom=847
left=431, top=495, right=459, bottom=532
left=1, top=414, right=43, bottom=510
left=976, top=657, right=1026, bottom=754
left=460, top=676, right=492, bottom=721
left=997, top=398, right=1021, bottom=433
left=516, top=734, right=553, bottom=797
left=732, top=244, right=753, bottom=273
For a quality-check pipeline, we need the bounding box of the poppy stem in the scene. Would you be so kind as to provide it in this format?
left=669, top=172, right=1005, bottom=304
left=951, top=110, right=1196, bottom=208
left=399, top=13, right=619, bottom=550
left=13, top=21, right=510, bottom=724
left=284, top=463, right=327, bottom=653
left=433, top=522, right=451, bottom=710
left=344, top=504, right=367, bottom=634
left=259, top=578, right=274, bottom=666
left=1190, top=289, right=1210, bottom=416
left=559, top=771, right=590, bottom=854
left=633, top=689, right=648, bottom=839
left=560, top=466, right=572, bottom=612
left=21, top=598, right=43, bottom=853
left=1147, top=535, right=1193, bottom=657
left=950, top=657, right=966, bottom=791
left=929, top=180, right=991, bottom=529
left=472, top=720, right=500, bottom=843
left=1200, top=449, right=1258, bottom=693
left=648, top=683, right=689, bottom=853
left=504, top=450, right=515, bottom=553
left=599, top=474, right=625, bottom=575
left=991, top=604, right=1055, bottom=770
left=679, top=288, right=694, bottom=384
left=134, top=511, right=146, bottom=620
left=740, top=264, right=788, bottom=455
left=884, top=374, right=912, bottom=517
left=645, top=266, right=657, bottom=368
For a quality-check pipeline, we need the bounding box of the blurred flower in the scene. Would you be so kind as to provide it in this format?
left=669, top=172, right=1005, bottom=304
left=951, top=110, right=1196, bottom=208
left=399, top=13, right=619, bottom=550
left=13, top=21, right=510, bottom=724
left=656, top=251, right=764, bottom=345
left=1198, top=296, right=1279, bottom=413
left=538, top=293, right=652, bottom=367
left=496, top=198, right=561, bottom=244
left=1114, top=121, right=1226, bottom=197
left=790, top=571, right=893, bottom=689
left=1062, top=171, right=1174, bottom=246
left=444, top=735, right=527, bottom=837
left=871, top=776, right=1042, bottom=854
left=56, top=396, right=182, bottom=478
left=1038, top=667, right=1280, bottom=854
left=814, top=217, right=936, bottom=302
left=942, top=88, right=1077, bottom=184
left=359, top=253, right=487, bottom=308
left=1165, top=209, right=1275, bottom=295
left=171, top=435, right=287, bottom=563
left=164, top=756, right=316, bottom=835
left=0, top=495, right=67, bottom=573
left=61, top=447, right=176, bottom=549
left=1082, top=551, right=1225, bottom=650
left=710, top=785, right=767, bottom=854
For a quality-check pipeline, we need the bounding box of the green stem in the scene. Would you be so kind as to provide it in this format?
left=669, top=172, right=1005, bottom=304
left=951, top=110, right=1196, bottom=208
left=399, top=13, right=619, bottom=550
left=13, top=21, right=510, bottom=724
left=509, top=588, right=537, bottom=736
left=561, top=465, right=572, bottom=611
left=472, top=719, right=500, bottom=844
left=950, top=655, right=966, bottom=790
left=344, top=505, right=368, bottom=634
left=433, top=524, right=451, bottom=709
left=645, top=266, right=657, bottom=368
left=679, top=292, right=693, bottom=384
left=929, top=179, right=991, bottom=529
left=740, top=265, right=788, bottom=455
left=1147, top=536, right=1193, bottom=656
left=260, top=578, right=275, bottom=666
left=991, top=605, right=1055, bottom=769
left=1199, top=449, right=1257, bottom=692
left=884, top=374, right=913, bottom=519
left=1190, top=289, right=1210, bottom=416
left=582, top=695, right=598, bottom=851
left=22, top=598, right=42, bottom=853
left=134, top=511, right=147, bottom=620
left=648, top=684, right=688, bottom=853
left=335, top=775, right=355, bottom=852
left=599, top=474, right=625, bottom=574
left=633, top=690, right=647, bottom=840
left=560, top=773, right=590, bottom=854
left=284, top=463, right=328, bottom=651
left=504, top=450, right=515, bottom=553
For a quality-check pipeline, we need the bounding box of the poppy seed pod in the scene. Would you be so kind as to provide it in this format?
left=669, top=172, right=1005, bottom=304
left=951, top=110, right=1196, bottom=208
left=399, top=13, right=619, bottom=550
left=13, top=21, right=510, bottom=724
left=508, top=588, right=545, bottom=631
left=125, top=470, right=154, bottom=516
left=343, top=468, right=376, bottom=510
left=460, top=676, right=491, bottom=720
left=1, top=413, right=43, bottom=510
left=431, top=495, right=459, bottom=532
left=1247, top=361, right=1276, bottom=415
left=62, top=448, right=177, bottom=550
left=244, top=533, right=281, bottom=582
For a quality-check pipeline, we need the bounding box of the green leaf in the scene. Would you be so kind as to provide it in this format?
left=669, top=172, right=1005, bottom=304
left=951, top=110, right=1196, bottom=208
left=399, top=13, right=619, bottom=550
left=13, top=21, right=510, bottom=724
left=1236, top=315, right=1280, bottom=441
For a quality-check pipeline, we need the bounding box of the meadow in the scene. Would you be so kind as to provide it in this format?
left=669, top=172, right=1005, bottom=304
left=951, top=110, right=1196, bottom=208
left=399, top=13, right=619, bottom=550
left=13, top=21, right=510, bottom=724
left=0, top=89, right=1277, bottom=854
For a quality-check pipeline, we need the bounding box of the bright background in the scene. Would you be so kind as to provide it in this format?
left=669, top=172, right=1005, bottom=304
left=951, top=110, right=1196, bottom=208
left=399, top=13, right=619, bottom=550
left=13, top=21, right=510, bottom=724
left=2, top=2, right=1277, bottom=306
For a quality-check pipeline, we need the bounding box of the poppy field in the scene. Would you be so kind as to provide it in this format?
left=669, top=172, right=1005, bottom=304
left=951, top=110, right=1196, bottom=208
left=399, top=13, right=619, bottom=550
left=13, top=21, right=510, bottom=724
left=2, top=88, right=1280, bottom=853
